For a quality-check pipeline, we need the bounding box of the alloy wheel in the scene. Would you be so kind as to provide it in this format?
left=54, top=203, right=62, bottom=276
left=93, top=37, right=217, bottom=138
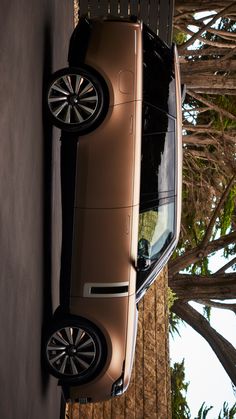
left=48, top=74, right=99, bottom=126
left=46, top=326, right=97, bottom=377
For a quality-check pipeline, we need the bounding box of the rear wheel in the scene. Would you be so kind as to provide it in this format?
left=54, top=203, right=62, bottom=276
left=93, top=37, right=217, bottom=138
left=44, top=316, right=106, bottom=384
left=47, top=67, right=108, bottom=134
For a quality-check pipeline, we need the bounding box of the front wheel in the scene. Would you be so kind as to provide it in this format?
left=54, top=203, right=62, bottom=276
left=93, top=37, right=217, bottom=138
left=46, top=67, right=108, bottom=134
left=44, top=316, right=106, bottom=384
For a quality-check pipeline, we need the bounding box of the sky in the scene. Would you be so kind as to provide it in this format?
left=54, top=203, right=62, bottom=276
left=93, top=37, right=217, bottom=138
left=170, top=252, right=236, bottom=418
left=170, top=305, right=236, bottom=418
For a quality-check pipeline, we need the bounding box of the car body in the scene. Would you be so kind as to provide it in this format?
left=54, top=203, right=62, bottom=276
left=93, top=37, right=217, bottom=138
left=45, top=15, right=182, bottom=403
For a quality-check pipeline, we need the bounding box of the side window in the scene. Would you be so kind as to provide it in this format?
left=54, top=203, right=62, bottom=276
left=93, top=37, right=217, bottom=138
left=143, top=26, right=176, bottom=117
left=136, top=200, right=175, bottom=291
left=138, top=202, right=174, bottom=262
left=143, top=103, right=175, bottom=135
left=140, top=131, right=176, bottom=210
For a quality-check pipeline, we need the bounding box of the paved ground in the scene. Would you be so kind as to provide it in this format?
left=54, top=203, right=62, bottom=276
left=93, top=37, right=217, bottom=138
left=0, top=1, right=73, bottom=418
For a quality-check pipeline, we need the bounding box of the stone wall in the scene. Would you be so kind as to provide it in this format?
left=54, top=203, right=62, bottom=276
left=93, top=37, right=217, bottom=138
left=67, top=267, right=171, bottom=419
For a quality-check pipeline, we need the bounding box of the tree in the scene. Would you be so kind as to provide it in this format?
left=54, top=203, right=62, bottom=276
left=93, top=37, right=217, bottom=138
left=173, top=3, right=236, bottom=246
left=169, top=2, right=236, bottom=390
left=195, top=401, right=236, bottom=419
left=169, top=175, right=236, bottom=386
left=171, top=360, right=191, bottom=419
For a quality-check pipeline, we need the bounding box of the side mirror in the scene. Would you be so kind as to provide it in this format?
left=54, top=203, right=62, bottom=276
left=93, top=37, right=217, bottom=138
left=137, top=256, right=151, bottom=272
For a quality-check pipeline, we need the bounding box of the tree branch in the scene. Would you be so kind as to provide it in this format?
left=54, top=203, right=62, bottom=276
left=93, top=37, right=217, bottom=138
left=218, top=47, right=236, bottom=62
left=172, top=301, right=236, bottom=386
left=186, top=20, right=236, bottom=41
left=176, top=24, right=236, bottom=49
left=178, top=3, right=236, bottom=51
left=183, top=125, right=236, bottom=142
left=179, top=47, right=235, bottom=57
left=183, top=135, right=217, bottom=145
left=215, top=256, right=236, bottom=274
left=190, top=88, right=236, bottom=96
left=205, top=28, right=236, bottom=40
left=186, top=91, right=236, bottom=121
left=175, top=1, right=236, bottom=12
left=169, top=231, right=236, bottom=275
left=201, top=174, right=236, bottom=248
left=195, top=299, right=236, bottom=312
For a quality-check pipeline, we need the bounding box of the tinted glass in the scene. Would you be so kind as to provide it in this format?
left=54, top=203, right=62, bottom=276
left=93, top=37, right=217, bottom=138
left=143, top=25, right=176, bottom=117
left=142, top=103, right=175, bottom=135
left=136, top=201, right=175, bottom=290
left=140, top=131, right=175, bottom=210
left=138, top=202, right=174, bottom=261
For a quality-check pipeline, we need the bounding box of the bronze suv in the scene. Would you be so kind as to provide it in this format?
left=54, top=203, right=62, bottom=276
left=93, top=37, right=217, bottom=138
left=44, top=15, right=182, bottom=403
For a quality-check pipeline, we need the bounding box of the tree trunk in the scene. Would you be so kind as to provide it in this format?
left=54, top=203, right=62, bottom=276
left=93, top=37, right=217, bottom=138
left=180, top=59, right=236, bottom=74
left=179, top=47, right=235, bottom=57
left=169, top=273, right=236, bottom=300
left=182, top=74, right=236, bottom=91
left=172, top=301, right=236, bottom=386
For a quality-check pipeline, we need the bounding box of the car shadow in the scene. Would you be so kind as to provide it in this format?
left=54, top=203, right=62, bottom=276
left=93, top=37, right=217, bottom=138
left=39, top=23, right=79, bottom=394
left=40, top=19, right=54, bottom=393
left=59, top=132, right=78, bottom=310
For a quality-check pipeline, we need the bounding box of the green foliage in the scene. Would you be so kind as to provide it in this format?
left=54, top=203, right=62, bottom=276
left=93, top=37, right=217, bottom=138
left=168, top=287, right=178, bottom=310
left=220, top=186, right=236, bottom=236
left=183, top=257, right=212, bottom=277
left=171, top=360, right=191, bottom=419
left=195, top=401, right=236, bottom=419
left=195, top=402, right=213, bottom=419
left=171, top=362, right=236, bottom=419
left=169, top=312, right=183, bottom=338
left=203, top=305, right=211, bottom=322
left=218, top=401, right=236, bottom=419
left=223, top=243, right=236, bottom=259
left=207, top=95, right=236, bottom=131
left=173, top=29, right=187, bottom=45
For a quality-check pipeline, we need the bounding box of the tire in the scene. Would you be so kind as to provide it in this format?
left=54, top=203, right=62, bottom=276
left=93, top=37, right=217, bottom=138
left=46, top=66, right=108, bottom=134
left=44, top=315, right=107, bottom=384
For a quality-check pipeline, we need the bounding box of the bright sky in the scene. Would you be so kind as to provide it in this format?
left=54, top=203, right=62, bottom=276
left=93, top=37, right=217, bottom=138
left=170, top=306, right=236, bottom=418
left=170, top=252, right=236, bottom=418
